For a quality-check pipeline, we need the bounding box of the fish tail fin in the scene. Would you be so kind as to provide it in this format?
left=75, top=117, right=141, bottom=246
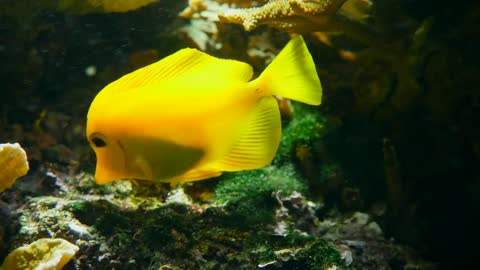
left=258, top=35, right=322, bottom=105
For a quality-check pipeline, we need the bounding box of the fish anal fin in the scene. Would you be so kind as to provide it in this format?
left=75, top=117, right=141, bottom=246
left=104, top=48, right=253, bottom=93
left=214, top=96, right=281, bottom=171
left=177, top=169, right=222, bottom=183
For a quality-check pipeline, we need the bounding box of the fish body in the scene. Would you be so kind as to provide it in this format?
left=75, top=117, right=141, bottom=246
left=87, top=35, right=322, bottom=185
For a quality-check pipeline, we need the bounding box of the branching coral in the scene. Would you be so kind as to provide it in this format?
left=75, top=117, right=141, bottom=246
left=218, top=0, right=347, bottom=32
left=180, top=0, right=377, bottom=46
left=178, top=0, right=376, bottom=53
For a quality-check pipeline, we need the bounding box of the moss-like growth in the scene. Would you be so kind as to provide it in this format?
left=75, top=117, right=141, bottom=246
left=248, top=232, right=342, bottom=270
left=290, top=240, right=343, bottom=270
left=275, top=102, right=329, bottom=164
left=213, top=164, right=307, bottom=226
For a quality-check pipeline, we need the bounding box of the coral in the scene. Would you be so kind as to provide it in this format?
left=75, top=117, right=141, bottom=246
left=0, top=238, right=79, bottom=270
left=211, top=0, right=379, bottom=46
left=180, top=17, right=221, bottom=51
left=179, top=0, right=225, bottom=50
left=246, top=31, right=279, bottom=70
left=179, top=0, right=210, bottom=19
left=218, top=0, right=347, bottom=32
left=179, top=0, right=342, bottom=50
left=0, top=143, right=29, bottom=192
left=217, top=0, right=269, bottom=7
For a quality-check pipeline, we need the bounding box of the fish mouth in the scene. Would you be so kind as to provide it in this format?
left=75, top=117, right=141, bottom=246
left=94, top=167, right=122, bottom=184
left=93, top=140, right=128, bottom=184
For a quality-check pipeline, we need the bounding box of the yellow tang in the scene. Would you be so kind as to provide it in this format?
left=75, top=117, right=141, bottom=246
left=86, top=35, right=322, bottom=185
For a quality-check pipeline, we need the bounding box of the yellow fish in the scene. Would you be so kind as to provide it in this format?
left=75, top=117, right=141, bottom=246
left=86, top=35, right=322, bottom=185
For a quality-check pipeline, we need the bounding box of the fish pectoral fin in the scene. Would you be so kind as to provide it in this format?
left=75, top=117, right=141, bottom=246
left=177, top=169, right=222, bottom=182
left=213, top=96, right=281, bottom=171
left=104, top=48, right=253, bottom=93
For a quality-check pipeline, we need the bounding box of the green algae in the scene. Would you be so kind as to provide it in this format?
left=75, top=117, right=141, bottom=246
left=213, top=164, right=307, bottom=226
left=4, top=157, right=432, bottom=270
left=296, top=240, right=343, bottom=270
left=249, top=232, right=343, bottom=270
left=60, top=195, right=343, bottom=269
left=104, top=205, right=338, bottom=268
left=275, top=102, right=330, bottom=165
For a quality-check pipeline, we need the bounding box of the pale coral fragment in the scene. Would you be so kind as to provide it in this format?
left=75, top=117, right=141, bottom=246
left=0, top=143, right=29, bottom=192
left=179, top=0, right=209, bottom=18
left=0, top=238, right=79, bottom=270
left=179, top=0, right=225, bottom=50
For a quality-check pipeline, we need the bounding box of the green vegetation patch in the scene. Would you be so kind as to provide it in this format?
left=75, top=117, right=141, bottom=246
left=213, top=164, right=307, bottom=226
left=275, top=102, right=329, bottom=164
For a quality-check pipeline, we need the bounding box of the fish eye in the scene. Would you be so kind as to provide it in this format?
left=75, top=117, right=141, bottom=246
left=90, top=135, right=107, bottom=148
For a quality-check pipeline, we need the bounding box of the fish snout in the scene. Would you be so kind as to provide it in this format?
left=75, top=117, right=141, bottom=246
left=94, top=164, right=123, bottom=184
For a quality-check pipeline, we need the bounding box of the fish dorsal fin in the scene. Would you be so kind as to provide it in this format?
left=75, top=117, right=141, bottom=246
left=213, top=96, right=281, bottom=171
left=104, top=48, right=254, bottom=93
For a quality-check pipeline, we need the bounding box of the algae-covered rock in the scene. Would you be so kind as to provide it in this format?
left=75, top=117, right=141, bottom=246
left=213, top=164, right=307, bottom=226
left=0, top=163, right=435, bottom=270
left=3, top=181, right=344, bottom=269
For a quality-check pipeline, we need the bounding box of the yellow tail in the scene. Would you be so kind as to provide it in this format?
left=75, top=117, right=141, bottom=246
left=259, top=35, right=322, bottom=105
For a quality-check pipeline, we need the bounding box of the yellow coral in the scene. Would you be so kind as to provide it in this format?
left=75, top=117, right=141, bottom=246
left=0, top=238, right=79, bottom=270
left=0, top=143, right=29, bottom=192
left=87, top=0, right=158, bottom=12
